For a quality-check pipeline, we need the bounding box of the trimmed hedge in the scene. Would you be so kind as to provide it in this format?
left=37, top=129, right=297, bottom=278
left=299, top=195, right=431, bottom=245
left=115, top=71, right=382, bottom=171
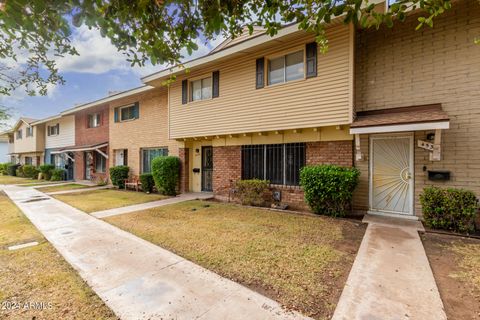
left=300, top=164, right=360, bottom=217
left=39, top=164, right=55, bottom=180
left=236, top=179, right=270, bottom=206
left=152, top=156, right=180, bottom=196
left=50, top=168, right=65, bottom=181
left=7, top=164, right=19, bottom=176
left=23, top=165, right=39, bottom=179
left=420, top=186, right=479, bottom=233
left=0, top=163, right=9, bottom=175
left=140, top=173, right=155, bottom=193
left=110, top=166, right=130, bottom=189
left=16, top=166, right=24, bottom=177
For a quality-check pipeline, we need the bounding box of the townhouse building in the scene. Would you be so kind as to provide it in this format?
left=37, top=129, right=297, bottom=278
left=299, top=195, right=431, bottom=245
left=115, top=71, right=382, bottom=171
left=31, top=115, right=76, bottom=180
left=59, top=102, right=109, bottom=182
left=8, top=118, right=45, bottom=166
left=140, top=0, right=479, bottom=218
left=108, top=86, right=180, bottom=176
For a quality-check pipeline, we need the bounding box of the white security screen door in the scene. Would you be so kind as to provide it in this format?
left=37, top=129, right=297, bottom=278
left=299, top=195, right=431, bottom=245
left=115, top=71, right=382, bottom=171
left=115, top=150, right=124, bottom=166
left=370, top=135, right=414, bottom=215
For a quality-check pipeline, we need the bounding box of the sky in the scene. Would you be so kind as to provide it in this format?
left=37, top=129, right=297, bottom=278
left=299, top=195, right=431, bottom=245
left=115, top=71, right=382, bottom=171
left=1, top=25, right=225, bottom=126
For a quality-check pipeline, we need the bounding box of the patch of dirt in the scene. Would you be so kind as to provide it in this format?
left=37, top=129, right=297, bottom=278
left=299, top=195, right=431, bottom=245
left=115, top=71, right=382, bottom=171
left=422, top=232, right=480, bottom=320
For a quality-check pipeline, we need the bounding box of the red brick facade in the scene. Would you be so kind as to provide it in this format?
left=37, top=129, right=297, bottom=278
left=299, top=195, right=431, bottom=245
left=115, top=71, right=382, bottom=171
left=179, top=148, right=190, bottom=193
left=73, top=104, right=109, bottom=181
left=212, top=146, right=241, bottom=199
left=211, top=140, right=353, bottom=211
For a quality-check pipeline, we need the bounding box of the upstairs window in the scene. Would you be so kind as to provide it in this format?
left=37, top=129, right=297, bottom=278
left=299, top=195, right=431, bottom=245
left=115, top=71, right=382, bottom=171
left=190, top=77, right=212, bottom=101
left=267, top=50, right=304, bottom=85
left=47, top=124, right=59, bottom=136
left=88, top=113, right=101, bottom=128
left=16, top=129, right=22, bottom=139
left=120, top=105, right=137, bottom=121
left=26, top=127, right=34, bottom=137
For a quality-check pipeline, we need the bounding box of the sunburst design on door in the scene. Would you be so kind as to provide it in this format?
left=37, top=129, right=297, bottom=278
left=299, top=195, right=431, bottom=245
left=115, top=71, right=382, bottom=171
left=371, top=137, right=412, bottom=215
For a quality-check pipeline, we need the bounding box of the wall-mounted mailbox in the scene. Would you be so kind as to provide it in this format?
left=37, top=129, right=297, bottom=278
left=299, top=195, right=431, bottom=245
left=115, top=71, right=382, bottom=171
left=192, top=168, right=200, bottom=173
left=428, top=170, right=450, bottom=181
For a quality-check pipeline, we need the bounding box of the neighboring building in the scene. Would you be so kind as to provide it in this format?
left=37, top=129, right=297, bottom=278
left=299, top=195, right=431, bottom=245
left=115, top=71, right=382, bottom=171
left=32, top=115, right=76, bottom=180
left=9, top=117, right=45, bottom=166
left=143, top=22, right=355, bottom=210
left=60, top=102, right=109, bottom=182
left=351, top=0, right=479, bottom=217
left=141, top=0, right=478, bottom=218
left=108, top=86, right=180, bottom=177
left=0, top=134, right=8, bottom=163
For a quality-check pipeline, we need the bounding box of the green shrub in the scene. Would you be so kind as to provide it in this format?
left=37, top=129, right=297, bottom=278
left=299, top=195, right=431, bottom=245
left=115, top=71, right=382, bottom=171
left=0, top=163, right=9, bottom=175
left=7, top=164, right=19, bottom=176
left=50, top=168, right=65, bottom=181
left=140, top=173, right=155, bottom=193
left=300, top=165, right=360, bottom=217
left=109, top=166, right=130, bottom=189
left=151, top=156, right=180, bottom=196
left=39, top=164, right=55, bottom=180
left=23, top=165, right=40, bottom=179
left=420, top=186, right=479, bottom=233
left=235, top=179, right=270, bottom=206
left=16, top=165, right=24, bottom=177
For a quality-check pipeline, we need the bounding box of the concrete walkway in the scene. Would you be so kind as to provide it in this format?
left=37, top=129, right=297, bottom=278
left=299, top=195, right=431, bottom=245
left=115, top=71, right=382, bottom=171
left=91, top=192, right=214, bottom=218
left=3, top=185, right=309, bottom=320
left=45, top=185, right=110, bottom=195
left=332, top=214, right=447, bottom=320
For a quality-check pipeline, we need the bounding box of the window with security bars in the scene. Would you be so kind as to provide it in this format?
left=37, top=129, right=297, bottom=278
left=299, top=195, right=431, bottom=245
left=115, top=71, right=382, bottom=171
left=241, top=143, right=305, bottom=186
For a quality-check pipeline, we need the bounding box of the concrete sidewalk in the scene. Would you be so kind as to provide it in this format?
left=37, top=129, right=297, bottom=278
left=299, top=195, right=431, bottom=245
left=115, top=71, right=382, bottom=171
left=332, top=214, right=447, bottom=320
left=45, top=185, right=110, bottom=195
left=91, top=192, right=214, bottom=218
left=3, top=185, right=309, bottom=320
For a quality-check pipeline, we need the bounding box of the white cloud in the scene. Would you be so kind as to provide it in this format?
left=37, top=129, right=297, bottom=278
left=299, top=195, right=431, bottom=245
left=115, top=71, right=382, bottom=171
left=55, top=26, right=226, bottom=78
left=55, top=25, right=130, bottom=74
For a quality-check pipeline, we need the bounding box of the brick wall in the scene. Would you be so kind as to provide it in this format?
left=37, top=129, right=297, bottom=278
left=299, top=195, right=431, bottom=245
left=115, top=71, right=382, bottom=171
left=212, top=146, right=241, bottom=198
left=179, top=148, right=189, bottom=193
left=213, top=140, right=353, bottom=211
left=353, top=0, right=480, bottom=216
left=108, top=88, right=181, bottom=176
left=73, top=104, right=109, bottom=181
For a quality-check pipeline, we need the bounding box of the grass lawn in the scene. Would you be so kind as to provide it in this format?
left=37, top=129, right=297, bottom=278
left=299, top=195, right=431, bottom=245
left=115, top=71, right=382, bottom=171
left=38, top=183, right=92, bottom=193
left=104, top=200, right=366, bottom=319
left=53, top=189, right=169, bottom=213
left=0, top=192, right=116, bottom=319
left=422, top=233, right=480, bottom=320
left=0, top=175, right=39, bottom=185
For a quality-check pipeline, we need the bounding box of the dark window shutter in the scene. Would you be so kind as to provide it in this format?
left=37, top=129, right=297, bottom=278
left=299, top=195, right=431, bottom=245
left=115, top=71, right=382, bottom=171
left=134, top=102, right=140, bottom=119
left=114, top=108, right=119, bottom=122
left=212, top=71, right=220, bottom=98
left=47, top=126, right=50, bottom=136
left=256, top=58, right=265, bottom=89
left=56, top=123, right=60, bottom=134
left=306, top=42, right=317, bottom=78
left=124, top=149, right=128, bottom=166
left=182, top=80, right=188, bottom=104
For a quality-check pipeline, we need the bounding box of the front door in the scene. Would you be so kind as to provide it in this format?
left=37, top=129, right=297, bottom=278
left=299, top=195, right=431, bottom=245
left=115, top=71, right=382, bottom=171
left=370, top=135, right=414, bottom=216
left=201, top=146, right=213, bottom=192
left=85, top=152, right=93, bottom=180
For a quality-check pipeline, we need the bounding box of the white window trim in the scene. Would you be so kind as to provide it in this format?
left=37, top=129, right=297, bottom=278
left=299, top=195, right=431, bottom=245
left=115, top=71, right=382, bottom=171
left=88, top=113, right=101, bottom=128
left=189, top=76, right=213, bottom=102
left=267, top=49, right=306, bottom=87
left=119, top=104, right=137, bottom=122
left=48, top=124, right=59, bottom=136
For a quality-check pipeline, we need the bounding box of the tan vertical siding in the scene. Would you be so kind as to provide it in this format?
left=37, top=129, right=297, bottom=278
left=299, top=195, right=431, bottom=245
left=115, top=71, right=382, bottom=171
left=169, top=24, right=354, bottom=138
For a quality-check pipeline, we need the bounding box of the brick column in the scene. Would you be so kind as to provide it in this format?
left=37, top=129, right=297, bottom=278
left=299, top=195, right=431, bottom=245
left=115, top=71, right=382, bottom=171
left=179, top=148, right=190, bottom=193
left=74, top=152, right=84, bottom=180
left=212, top=146, right=241, bottom=198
